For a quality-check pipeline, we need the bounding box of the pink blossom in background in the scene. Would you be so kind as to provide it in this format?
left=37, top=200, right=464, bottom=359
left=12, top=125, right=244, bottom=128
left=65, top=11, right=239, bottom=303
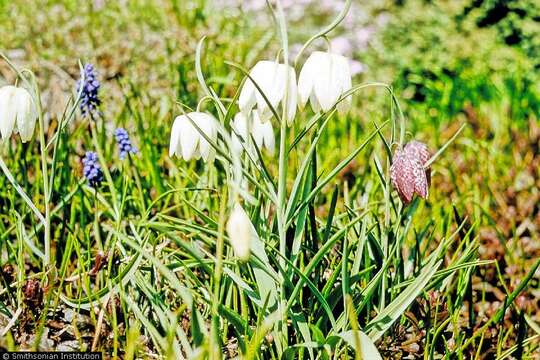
left=349, top=60, right=366, bottom=76
left=330, top=37, right=353, bottom=56
left=354, top=27, right=373, bottom=50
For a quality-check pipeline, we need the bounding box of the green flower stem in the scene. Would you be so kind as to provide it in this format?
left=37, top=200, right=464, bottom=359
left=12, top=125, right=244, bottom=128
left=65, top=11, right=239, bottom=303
left=90, top=122, right=120, bottom=220
left=210, top=187, right=228, bottom=358
left=36, top=84, right=51, bottom=268
left=275, top=0, right=290, bottom=347
left=0, top=155, right=45, bottom=225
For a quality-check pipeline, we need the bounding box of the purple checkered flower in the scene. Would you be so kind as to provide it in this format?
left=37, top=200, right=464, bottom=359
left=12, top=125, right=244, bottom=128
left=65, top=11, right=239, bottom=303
left=83, top=151, right=103, bottom=188
left=114, top=128, right=138, bottom=160
left=390, top=141, right=432, bottom=204
left=76, top=64, right=101, bottom=116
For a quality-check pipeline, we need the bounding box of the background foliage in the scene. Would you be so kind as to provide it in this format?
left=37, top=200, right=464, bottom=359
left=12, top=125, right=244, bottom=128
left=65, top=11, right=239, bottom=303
left=0, top=0, right=538, bottom=358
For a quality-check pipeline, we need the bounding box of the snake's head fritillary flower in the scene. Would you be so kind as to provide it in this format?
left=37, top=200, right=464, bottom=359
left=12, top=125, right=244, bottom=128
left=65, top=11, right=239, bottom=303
left=23, top=279, right=43, bottom=309
left=298, top=51, right=352, bottom=115
left=76, top=64, right=101, bottom=116
left=82, top=151, right=104, bottom=188
left=231, top=112, right=275, bottom=155
left=169, top=112, right=218, bottom=162
left=404, top=140, right=431, bottom=185
left=0, top=85, right=37, bottom=142
left=114, top=128, right=138, bottom=160
left=238, top=60, right=297, bottom=125
left=390, top=141, right=432, bottom=205
left=226, top=202, right=253, bottom=261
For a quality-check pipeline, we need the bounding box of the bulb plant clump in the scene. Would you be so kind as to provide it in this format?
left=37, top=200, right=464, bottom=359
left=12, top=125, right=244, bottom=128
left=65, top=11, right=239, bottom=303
left=0, top=0, right=528, bottom=358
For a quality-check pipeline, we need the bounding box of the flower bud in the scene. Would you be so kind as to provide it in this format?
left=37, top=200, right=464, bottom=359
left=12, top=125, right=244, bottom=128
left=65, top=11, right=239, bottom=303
left=226, top=202, right=253, bottom=261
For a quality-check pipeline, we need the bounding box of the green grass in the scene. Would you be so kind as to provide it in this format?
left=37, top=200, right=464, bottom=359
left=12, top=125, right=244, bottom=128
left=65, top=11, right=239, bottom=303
left=0, top=0, right=538, bottom=359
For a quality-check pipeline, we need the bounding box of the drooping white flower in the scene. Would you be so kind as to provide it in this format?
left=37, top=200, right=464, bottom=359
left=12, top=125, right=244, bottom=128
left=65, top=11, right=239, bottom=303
left=298, top=51, right=352, bottom=114
left=238, top=60, right=297, bottom=125
left=0, top=85, right=38, bottom=143
left=226, top=202, right=253, bottom=261
left=231, top=112, right=275, bottom=155
left=169, top=112, right=218, bottom=162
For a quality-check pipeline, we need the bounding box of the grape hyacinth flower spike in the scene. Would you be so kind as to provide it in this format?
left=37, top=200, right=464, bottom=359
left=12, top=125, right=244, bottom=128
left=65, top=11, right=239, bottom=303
left=390, top=140, right=431, bottom=205
left=83, top=151, right=104, bottom=188
left=76, top=64, right=101, bottom=116
left=114, top=128, right=138, bottom=160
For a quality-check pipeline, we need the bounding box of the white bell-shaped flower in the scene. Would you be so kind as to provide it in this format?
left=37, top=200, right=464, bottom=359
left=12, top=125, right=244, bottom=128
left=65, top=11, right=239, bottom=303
left=169, top=112, right=218, bottom=162
left=231, top=112, right=275, bottom=155
left=226, top=202, right=253, bottom=261
left=238, top=60, right=297, bottom=125
left=0, top=85, right=38, bottom=143
left=298, top=51, right=352, bottom=114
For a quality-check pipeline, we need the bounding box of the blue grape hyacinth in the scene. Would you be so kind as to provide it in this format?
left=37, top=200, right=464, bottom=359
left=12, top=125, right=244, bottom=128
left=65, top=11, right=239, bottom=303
left=83, top=151, right=104, bottom=187
left=77, top=64, right=101, bottom=116
left=114, top=128, right=138, bottom=160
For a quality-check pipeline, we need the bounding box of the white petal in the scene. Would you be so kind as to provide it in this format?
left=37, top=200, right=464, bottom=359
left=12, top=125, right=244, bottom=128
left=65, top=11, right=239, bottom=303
left=334, top=54, right=352, bottom=115
left=285, top=67, right=297, bottom=125
left=250, top=112, right=264, bottom=150
left=169, top=116, right=182, bottom=157
left=258, top=115, right=275, bottom=155
left=231, top=130, right=243, bottom=155
left=254, top=61, right=285, bottom=116
left=309, top=92, right=321, bottom=113
left=0, top=85, right=18, bottom=140
left=232, top=113, right=248, bottom=140
left=193, top=112, right=218, bottom=162
left=238, top=65, right=257, bottom=114
left=179, top=114, right=199, bottom=161
left=313, top=51, right=342, bottom=111
left=15, top=88, right=37, bottom=143
left=297, top=53, right=318, bottom=108
left=231, top=112, right=249, bottom=154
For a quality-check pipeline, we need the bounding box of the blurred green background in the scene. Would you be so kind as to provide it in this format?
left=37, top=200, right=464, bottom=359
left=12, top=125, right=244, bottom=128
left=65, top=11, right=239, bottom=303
left=1, top=0, right=538, bottom=122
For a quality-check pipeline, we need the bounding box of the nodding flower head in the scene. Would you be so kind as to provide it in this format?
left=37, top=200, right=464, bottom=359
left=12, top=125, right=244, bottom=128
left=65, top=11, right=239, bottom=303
left=0, top=85, right=38, bottom=142
left=114, top=128, right=138, bottom=160
left=169, top=112, right=218, bottom=162
left=298, top=51, right=352, bottom=115
left=238, top=60, right=297, bottom=125
left=82, top=151, right=104, bottom=188
left=77, top=64, right=101, bottom=116
left=231, top=112, right=275, bottom=155
left=390, top=140, right=432, bottom=205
